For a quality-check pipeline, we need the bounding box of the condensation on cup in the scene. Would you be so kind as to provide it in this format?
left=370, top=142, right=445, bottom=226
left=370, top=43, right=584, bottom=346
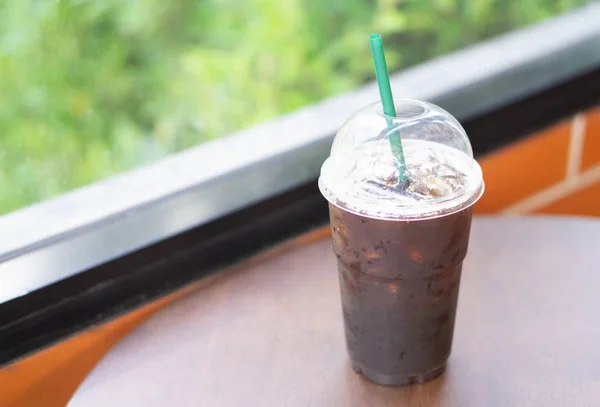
left=319, top=99, right=484, bottom=386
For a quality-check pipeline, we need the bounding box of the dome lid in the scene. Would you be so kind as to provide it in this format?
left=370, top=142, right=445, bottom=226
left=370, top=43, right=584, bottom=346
left=319, top=99, right=484, bottom=220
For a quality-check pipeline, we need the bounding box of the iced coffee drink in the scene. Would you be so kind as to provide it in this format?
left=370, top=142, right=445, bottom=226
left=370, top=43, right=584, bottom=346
left=319, top=99, right=484, bottom=385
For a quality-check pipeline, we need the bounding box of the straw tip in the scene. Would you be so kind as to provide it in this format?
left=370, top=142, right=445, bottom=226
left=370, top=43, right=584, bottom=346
left=369, top=33, right=382, bottom=41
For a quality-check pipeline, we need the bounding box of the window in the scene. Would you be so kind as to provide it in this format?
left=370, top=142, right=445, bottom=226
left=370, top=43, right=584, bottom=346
left=0, top=0, right=592, bottom=215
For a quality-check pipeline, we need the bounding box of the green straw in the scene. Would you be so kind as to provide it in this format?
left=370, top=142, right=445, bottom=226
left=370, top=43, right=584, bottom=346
left=369, top=33, right=407, bottom=184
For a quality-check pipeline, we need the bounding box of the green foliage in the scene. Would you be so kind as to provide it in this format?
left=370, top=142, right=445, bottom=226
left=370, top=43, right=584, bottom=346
left=0, top=0, right=590, bottom=214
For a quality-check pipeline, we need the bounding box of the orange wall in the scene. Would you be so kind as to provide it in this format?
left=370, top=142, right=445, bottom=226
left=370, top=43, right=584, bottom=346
left=476, top=106, right=600, bottom=216
left=2, top=106, right=600, bottom=406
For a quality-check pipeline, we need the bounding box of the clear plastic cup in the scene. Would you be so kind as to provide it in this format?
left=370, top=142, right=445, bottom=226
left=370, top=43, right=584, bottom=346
left=319, top=99, right=484, bottom=386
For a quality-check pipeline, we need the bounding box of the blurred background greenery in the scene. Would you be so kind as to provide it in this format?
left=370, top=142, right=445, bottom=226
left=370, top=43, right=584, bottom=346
left=0, top=0, right=591, bottom=215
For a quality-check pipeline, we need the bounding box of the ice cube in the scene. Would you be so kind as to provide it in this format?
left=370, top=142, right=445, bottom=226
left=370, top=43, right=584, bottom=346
left=441, top=175, right=467, bottom=192
left=405, top=178, right=430, bottom=199
left=427, top=174, right=454, bottom=197
left=372, top=161, right=399, bottom=185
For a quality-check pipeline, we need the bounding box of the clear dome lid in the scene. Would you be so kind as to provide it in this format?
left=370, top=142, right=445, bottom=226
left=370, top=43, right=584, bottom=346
left=319, top=99, right=484, bottom=220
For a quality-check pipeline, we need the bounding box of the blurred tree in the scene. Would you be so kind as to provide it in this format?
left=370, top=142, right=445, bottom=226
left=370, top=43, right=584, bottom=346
left=0, top=0, right=590, bottom=214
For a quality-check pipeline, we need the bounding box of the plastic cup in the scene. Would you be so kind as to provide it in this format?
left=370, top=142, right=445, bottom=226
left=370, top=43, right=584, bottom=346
left=319, top=99, right=484, bottom=386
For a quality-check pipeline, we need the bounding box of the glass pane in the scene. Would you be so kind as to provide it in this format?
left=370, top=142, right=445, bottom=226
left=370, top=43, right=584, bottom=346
left=0, top=0, right=591, bottom=215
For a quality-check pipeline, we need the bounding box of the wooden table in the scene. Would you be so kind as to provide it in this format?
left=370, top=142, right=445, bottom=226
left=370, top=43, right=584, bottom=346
left=69, top=217, right=600, bottom=406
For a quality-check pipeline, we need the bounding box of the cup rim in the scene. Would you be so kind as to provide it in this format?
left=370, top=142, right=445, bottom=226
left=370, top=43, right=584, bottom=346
left=319, top=157, right=485, bottom=221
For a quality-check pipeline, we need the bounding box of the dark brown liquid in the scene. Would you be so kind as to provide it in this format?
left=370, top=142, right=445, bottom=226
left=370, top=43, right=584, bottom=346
left=329, top=203, right=473, bottom=385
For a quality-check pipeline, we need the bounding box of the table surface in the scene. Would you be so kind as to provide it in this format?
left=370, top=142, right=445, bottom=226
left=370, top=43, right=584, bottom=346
left=69, top=217, right=600, bottom=407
